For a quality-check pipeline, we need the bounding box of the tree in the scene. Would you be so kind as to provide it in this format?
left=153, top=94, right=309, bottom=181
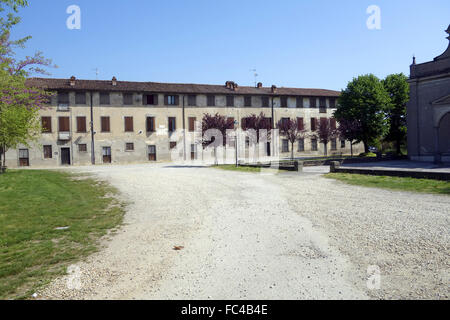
left=314, top=118, right=338, bottom=157
left=277, top=118, right=306, bottom=160
left=201, top=113, right=235, bottom=164
left=334, top=74, right=390, bottom=153
left=241, top=112, right=272, bottom=151
left=382, top=73, right=410, bottom=155
left=0, top=1, right=54, bottom=169
left=336, top=118, right=362, bottom=157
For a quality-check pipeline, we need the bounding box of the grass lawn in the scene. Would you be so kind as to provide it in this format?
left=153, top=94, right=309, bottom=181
left=0, top=170, right=125, bottom=299
left=326, top=173, right=450, bottom=195
left=213, top=164, right=262, bottom=173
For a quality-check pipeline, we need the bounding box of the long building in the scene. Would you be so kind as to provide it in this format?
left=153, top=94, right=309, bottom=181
left=4, top=77, right=363, bottom=167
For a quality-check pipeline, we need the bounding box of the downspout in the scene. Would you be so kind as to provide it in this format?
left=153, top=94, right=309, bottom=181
left=90, top=91, right=95, bottom=165
left=182, top=94, right=186, bottom=161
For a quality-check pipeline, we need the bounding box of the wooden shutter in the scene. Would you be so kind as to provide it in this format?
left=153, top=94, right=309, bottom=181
left=146, top=117, right=155, bottom=132
left=174, top=95, right=179, bottom=105
left=124, top=117, right=133, bottom=132
left=43, top=145, right=52, bottom=159
left=320, top=117, right=327, bottom=128
left=297, top=117, right=304, bottom=130
left=330, top=118, right=337, bottom=130
left=189, top=117, right=196, bottom=132
left=42, top=117, right=52, bottom=133
left=101, top=117, right=110, bottom=132
left=77, top=117, right=86, bottom=132
left=296, top=97, right=303, bottom=108
left=311, top=118, right=317, bottom=131
left=153, top=94, right=158, bottom=105
left=59, top=117, right=70, bottom=132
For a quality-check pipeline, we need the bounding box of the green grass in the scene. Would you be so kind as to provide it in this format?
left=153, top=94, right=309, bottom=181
left=0, top=170, right=125, bottom=299
left=212, top=165, right=262, bottom=173
left=326, top=173, right=450, bottom=195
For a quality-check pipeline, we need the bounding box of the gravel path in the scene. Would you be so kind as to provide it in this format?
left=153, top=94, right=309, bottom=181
left=40, top=164, right=449, bottom=300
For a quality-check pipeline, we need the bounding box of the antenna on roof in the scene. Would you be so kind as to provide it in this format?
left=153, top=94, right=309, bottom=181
left=250, top=69, right=258, bottom=87
left=92, top=68, right=99, bottom=80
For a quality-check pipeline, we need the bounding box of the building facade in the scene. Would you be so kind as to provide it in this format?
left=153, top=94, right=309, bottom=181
left=5, top=77, right=362, bottom=168
left=407, top=25, right=450, bottom=163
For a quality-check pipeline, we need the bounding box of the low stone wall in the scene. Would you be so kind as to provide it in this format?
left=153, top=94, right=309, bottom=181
left=302, top=155, right=408, bottom=167
left=329, top=162, right=450, bottom=181
left=239, top=161, right=302, bottom=172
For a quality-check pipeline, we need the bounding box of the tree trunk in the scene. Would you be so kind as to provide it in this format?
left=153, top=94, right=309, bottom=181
left=350, top=141, right=353, bottom=157
left=324, top=142, right=328, bottom=157
left=291, top=142, right=294, bottom=160
left=363, top=141, right=369, bottom=154
left=396, top=139, right=401, bottom=155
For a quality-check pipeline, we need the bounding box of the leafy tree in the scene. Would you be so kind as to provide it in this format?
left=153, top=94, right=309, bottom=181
left=382, top=73, right=410, bottom=155
left=0, top=0, right=54, bottom=169
left=314, top=118, right=338, bottom=157
left=337, top=118, right=362, bottom=157
left=201, top=113, right=235, bottom=164
left=241, top=112, right=272, bottom=144
left=277, top=118, right=306, bottom=160
left=334, top=74, right=390, bottom=153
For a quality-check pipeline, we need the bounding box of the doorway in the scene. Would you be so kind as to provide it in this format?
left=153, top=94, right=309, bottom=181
left=19, top=149, right=29, bottom=167
left=61, top=148, right=71, bottom=165
left=103, top=147, right=112, bottom=164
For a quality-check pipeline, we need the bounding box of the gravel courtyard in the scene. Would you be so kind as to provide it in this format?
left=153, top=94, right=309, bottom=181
left=41, top=164, right=449, bottom=300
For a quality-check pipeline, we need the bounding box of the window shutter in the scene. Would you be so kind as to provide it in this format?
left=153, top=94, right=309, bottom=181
left=164, top=95, right=169, bottom=105
left=297, top=117, right=304, bottom=130
left=330, top=118, right=336, bottom=130
left=59, top=117, right=70, bottom=132
left=125, top=117, right=133, bottom=132
left=175, top=95, right=179, bottom=105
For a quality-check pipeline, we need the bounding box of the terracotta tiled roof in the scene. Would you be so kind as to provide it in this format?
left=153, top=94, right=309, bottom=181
left=26, top=77, right=340, bottom=97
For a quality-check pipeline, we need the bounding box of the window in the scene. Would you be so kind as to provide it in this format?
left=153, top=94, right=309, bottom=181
left=144, top=94, right=158, bottom=105
left=75, top=92, right=86, bottom=104
left=311, top=118, right=317, bottom=131
left=168, top=117, right=176, bottom=132
left=310, top=98, right=317, bottom=108
left=282, top=139, right=289, bottom=153
left=311, top=138, right=318, bottom=151
left=330, top=98, right=336, bottom=108
left=298, top=138, right=305, bottom=152
left=341, top=140, right=346, bottom=148
left=101, top=116, right=110, bottom=132
left=281, top=117, right=290, bottom=127
left=148, top=145, right=157, bottom=161
left=58, top=92, right=69, bottom=104
left=76, top=116, right=87, bottom=133
left=78, top=144, right=87, bottom=152
left=244, top=96, right=252, bottom=107
left=226, top=95, right=234, bottom=107
left=58, top=117, right=70, bottom=132
left=261, top=96, right=269, bottom=107
left=146, top=116, right=155, bottom=132
left=190, top=144, right=197, bottom=160
left=280, top=97, right=288, bottom=108
left=41, top=117, right=52, bottom=133
left=207, top=95, right=215, bottom=106
left=170, top=141, right=177, bottom=149
left=19, top=149, right=29, bottom=166
left=319, top=97, right=326, bottom=108
left=124, top=116, right=134, bottom=132
left=330, top=118, right=337, bottom=130
left=123, top=93, right=133, bottom=105
left=188, top=117, right=196, bottom=132
left=296, top=97, right=303, bottom=108
left=331, top=139, right=337, bottom=151
left=297, top=117, right=304, bottom=131
left=43, top=145, right=52, bottom=159
left=100, top=92, right=110, bottom=105
left=165, top=95, right=179, bottom=106
left=125, top=143, right=134, bottom=151
left=188, top=95, right=196, bottom=106
left=228, top=117, right=235, bottom=129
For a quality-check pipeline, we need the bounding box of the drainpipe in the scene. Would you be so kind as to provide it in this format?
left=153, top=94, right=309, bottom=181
left=271, top=96, right=275, bottom=156
left=182, top=94, right=186, bottom=161
left=90, top=91, right=95, bottom=165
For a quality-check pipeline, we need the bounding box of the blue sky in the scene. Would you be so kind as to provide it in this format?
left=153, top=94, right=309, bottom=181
left=10, top=0, right=450, bottom=91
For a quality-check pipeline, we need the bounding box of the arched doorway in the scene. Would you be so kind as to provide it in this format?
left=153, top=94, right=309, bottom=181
left=438, top=112, right=450, bottom=155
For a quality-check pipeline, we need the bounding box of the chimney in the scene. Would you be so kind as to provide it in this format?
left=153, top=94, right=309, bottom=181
left=69, top=76, right=76, bottom=86
left=112, top=76, right=117, bottom=86
left=257, top=82, right=263, bottom=88
left=232, top=83, right=239, bottom=91
left=271, top=85, right=277, bottom=93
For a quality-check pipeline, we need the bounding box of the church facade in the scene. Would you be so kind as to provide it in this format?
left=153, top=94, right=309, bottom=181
left=407, top=25, right=450, bottom=163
